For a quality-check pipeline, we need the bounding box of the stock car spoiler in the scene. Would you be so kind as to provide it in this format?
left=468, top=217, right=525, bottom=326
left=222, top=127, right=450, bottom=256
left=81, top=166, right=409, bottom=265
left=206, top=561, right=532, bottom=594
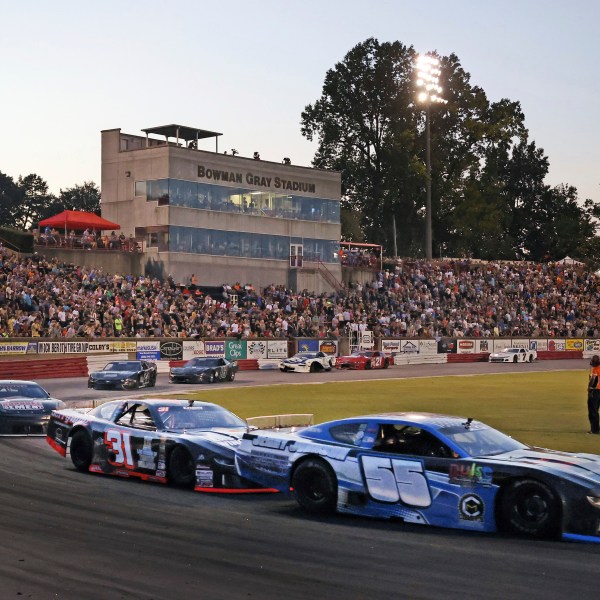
left=246, top=414, right=314, bottom=433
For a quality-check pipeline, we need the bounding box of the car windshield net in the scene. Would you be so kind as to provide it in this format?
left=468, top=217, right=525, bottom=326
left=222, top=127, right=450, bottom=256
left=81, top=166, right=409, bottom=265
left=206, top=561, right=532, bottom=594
left=441, top=424, right=526, bottom=457
left=0, top=383, right=48, bottom=399
left=105, top=362, right=140, bottom=371
left=160, top=405, right=246, bottom=431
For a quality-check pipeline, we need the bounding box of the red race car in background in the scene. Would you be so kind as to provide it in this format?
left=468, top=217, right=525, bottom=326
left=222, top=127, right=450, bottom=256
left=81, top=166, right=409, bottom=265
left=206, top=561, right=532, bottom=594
left=335, top=350, right=392, bottom=370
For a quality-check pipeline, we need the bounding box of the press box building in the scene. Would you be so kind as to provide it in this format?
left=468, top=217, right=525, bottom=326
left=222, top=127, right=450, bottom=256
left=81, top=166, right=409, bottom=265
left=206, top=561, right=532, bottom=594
left=101, top=125, right=342, bottom=292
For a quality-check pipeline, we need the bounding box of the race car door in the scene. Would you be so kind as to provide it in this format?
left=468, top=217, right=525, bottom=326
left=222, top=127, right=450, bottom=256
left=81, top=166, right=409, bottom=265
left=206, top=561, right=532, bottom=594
left=361, top=423, right=496, bottom=531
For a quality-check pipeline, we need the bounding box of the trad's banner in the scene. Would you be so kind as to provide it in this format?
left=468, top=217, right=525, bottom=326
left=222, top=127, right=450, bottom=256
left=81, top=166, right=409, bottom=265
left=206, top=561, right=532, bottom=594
left=0, top=341, right=38, bottom=355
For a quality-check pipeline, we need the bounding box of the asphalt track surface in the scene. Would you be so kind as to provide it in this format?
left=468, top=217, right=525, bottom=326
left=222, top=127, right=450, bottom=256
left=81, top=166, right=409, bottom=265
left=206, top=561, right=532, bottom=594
left=1, top=360, right=598, bottom=599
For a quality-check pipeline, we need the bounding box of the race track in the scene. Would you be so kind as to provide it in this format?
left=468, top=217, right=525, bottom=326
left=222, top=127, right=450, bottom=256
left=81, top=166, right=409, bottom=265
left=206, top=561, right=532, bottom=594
left=1, top=360, right=597, bottom=599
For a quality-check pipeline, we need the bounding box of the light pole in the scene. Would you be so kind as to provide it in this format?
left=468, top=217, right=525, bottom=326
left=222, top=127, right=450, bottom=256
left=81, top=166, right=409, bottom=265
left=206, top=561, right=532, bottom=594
left=416, top=54, right=446, bottom=259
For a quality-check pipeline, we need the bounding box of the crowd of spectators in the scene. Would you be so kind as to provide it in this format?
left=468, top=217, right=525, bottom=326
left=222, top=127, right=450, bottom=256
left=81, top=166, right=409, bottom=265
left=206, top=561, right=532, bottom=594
left=37, top=227, right=140, bottom=252
left=1, top=246, right=599, bottom=340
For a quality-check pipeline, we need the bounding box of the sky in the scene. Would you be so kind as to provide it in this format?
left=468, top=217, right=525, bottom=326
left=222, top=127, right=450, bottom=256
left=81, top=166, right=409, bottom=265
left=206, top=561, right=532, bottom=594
left=1, top=0, right=599, bottom=204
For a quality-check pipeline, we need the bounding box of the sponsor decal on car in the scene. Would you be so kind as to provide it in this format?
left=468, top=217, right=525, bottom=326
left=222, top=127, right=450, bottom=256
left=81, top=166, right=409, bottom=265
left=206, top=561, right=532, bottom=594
left=459, top=494, right=484, bottom=521
left=449, top=463, right=493, bottom=487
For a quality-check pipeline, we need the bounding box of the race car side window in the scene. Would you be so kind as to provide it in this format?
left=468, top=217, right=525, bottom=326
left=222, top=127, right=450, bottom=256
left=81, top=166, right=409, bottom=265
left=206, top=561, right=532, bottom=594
left=116, top=404, right=156, bottom=431
left=373, top=424, right=452, bottom=458
left=329, top=422, right=368, bottom=446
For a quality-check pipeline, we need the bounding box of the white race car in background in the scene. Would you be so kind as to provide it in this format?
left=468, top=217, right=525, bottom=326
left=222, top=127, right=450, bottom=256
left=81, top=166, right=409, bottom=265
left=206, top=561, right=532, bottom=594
left=280, top=352, right=334, bottom=373
left=488, top=347, right=537, bottom=363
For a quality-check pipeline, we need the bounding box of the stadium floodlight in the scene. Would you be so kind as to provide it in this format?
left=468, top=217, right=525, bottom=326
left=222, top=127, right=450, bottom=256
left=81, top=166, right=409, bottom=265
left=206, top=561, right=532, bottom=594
left=415, top=53, right=447, bottom=260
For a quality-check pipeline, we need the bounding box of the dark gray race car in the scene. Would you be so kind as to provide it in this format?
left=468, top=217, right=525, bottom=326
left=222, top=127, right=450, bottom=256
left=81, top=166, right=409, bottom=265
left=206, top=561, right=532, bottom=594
left=169, top=357, right=237, bottom=384
left=88, top=360, right=157, bottom=390
left=0, top=380, right=65, bottom=435
left=46, top=398, right=269, bottom=492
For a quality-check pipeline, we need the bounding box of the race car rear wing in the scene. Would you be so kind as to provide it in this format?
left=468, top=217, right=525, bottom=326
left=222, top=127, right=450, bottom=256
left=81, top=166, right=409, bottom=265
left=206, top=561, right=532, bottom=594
left=246, top=414, right=314, bottom=432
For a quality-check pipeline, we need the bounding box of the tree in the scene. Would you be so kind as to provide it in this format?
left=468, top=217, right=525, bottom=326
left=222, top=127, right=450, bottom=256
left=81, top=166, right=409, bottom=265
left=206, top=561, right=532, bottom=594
left=57, top=181, right=101, bottom=214
left=0, top=171, right=24, bottom=227
left=15, top=174, right=55, bottom=230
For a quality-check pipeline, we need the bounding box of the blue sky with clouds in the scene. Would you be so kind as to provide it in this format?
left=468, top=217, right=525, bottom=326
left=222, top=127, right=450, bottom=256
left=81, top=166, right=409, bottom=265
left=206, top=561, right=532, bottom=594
left=1, top=0, right=598, bottom=203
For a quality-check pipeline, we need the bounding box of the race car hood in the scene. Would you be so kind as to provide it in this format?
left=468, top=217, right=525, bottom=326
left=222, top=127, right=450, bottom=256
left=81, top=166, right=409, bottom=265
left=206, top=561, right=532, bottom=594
left=91, top=369, right=138, bottom=380
left=489, top=447, right=600, bottom=485
left=0, top=396, right=63, bottom=414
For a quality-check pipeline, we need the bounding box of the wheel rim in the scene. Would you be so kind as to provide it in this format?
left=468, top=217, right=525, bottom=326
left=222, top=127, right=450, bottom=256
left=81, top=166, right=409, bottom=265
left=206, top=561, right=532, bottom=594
left=301, top=469, right=328, bottom=501
left=513, top=489, right=550, bottom=528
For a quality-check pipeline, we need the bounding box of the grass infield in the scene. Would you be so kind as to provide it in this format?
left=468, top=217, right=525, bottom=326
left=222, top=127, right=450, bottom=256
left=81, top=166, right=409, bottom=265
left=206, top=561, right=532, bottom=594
left=169, top=370, right=599, bottom=454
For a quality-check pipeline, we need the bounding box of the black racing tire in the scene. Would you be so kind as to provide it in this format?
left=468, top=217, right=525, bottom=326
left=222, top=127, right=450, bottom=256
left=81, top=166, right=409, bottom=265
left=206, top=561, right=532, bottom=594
left=383, top=359, right=389, bottom=369
left=528, top=355, right=534, bottom=363
left=228, top=370, right=236, bottom=382
left=169, top=446, right=196, bottom=487
left=151, top=374, right=157, bottom=387
left=292, top=458, right=337, bottom=515
left=70, top=429, right=93, bottom=472
left=513, top=356, right=518, bottom=363
left=364, top=360, right=372, bottom=370
left=309, top=362, right=319, bottom=373
left=498, top=479, right=560, bottom=538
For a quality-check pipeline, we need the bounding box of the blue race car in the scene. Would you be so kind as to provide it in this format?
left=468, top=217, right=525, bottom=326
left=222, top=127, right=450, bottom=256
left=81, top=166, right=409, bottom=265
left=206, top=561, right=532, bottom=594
left=235, top=412, right=600, bottom=541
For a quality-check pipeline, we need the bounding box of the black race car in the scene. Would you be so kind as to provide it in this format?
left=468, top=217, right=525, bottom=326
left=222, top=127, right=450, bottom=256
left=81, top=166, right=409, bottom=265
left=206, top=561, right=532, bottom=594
left=0, top=380, right=65, bottom=435
left=88, top=360, right=157, bottom=390
left=46, top=398, right=272, bottom=492
left=169, top=357, right=237, bottom=384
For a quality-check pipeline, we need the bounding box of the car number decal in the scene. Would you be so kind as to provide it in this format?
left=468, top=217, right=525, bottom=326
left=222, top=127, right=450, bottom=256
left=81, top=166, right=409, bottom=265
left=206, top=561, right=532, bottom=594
left=105, top=429, right=135, bottom=468
left=361, top=455, right=432, bottom=507
left=371, top=356, right=382, bottom=367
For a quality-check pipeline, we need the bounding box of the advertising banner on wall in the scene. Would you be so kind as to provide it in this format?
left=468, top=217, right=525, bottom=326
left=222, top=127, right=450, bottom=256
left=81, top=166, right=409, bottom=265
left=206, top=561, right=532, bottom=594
left=419, top=339, right=438, bottom=355
left=528, top=339, right=546, bottom=351
left=160, top=341, right=183, bottom=361
left=246, top=340, right=268, bottom=359
left=475, top=340, right=492, bottom=353
left=510, top=339, right=529, bottom=350
left=38, top=341, right=89, bottom=354
left=226, top=340, right=246, bottom=361
left=456, top=340, right=476, bottom=354
left=183, top=340, right=205, bottom=360
left=204, top=341, right=225, bottom=357
left=112, top=341, right=137, bottom=353
left=87, top=341, right=114, bottom=354
left=437, top=338, right=456, bottom=354
left=548, top=339, right=566, bottom=352
left=318, top=340, right=338, bottom=356
left=565, top=339, right=584, bottom=351
left=585, top=339, right=600, bottom=352
left=297, top=339, right=319, bottom=352
left=381, top=340, right=401, bottom=355
left=0, top=341, right=38, bottom=355
left=400, top=340, right=419, bottom=354
left=137, top=341, right=161, bottom=361
left=267, top=340, right=288, bottom=358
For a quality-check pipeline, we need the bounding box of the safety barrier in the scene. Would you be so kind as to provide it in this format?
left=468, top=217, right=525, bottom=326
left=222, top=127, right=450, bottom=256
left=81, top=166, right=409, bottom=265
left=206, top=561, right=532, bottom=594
left=447, top=353, right=489, bottom=363
left=0, top=357, right=88, bottom=380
